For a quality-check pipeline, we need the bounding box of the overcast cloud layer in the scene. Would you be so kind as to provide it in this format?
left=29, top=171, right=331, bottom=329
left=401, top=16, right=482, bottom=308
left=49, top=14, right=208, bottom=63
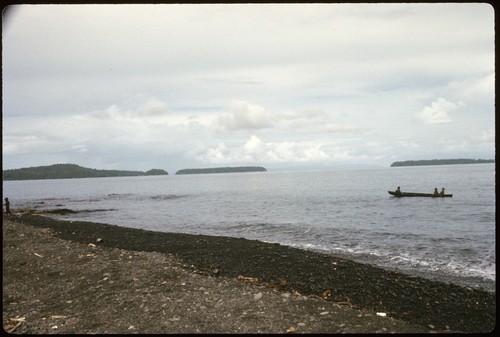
left=2, top=4, right=495, bottom=172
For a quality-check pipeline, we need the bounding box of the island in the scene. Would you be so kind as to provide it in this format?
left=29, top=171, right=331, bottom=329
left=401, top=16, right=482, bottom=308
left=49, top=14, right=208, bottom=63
left=175, top=166, right=267, bottom=175
left=390, top=159, right=494, bottom=167
left=2, top=164, right=168, bottom=181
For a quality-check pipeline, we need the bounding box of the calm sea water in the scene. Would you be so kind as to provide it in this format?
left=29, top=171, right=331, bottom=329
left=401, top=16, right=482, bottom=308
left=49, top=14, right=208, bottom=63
left=3, top=164, right=495, bottom=292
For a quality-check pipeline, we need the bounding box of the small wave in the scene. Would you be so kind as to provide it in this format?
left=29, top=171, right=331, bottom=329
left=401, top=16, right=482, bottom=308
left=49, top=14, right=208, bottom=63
left=44, top=208, right=77, bottom=215
left=39, top=197, right=71, bottom=201
left=150, top=194, right=188, bottom=201
left=106, top=193, right=134, bottom=199
left=43, top=208, right=117, bottom=215
left=219, top=222, right=293, bottom=234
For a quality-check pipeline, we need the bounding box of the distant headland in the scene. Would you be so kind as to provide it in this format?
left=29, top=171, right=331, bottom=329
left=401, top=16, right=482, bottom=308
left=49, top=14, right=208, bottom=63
left=2, top=164, right=168, bottom=181
left=175, top=166, right=267, bottom=175
left=390, top=159, right=494, bottom=167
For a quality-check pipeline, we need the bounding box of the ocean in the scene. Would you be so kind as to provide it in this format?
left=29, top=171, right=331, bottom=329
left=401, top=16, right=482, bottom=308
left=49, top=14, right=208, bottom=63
left=3, top=163, right=495, bottom=293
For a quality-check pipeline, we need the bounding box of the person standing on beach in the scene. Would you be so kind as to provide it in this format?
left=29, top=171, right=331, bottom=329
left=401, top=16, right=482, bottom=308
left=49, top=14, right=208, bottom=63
left=4, top=197, right=10, bottom=215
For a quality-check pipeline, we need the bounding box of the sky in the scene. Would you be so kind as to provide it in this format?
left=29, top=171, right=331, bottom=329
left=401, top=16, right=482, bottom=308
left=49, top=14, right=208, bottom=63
left=2, top=3, right=495, bottom=173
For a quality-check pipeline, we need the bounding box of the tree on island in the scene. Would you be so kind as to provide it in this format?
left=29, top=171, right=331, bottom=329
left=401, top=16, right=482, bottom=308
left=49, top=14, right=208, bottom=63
left=145, top=169, right=169, bottom=175
left=175, top=166, right=267, bottom=175
left=3, top=164, right=169, bottom=180
left=390, top=158, right=494, bottom=167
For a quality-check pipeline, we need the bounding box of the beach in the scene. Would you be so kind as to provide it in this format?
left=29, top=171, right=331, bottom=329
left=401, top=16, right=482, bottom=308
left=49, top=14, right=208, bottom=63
left=2, top=212, right=495, bottom=333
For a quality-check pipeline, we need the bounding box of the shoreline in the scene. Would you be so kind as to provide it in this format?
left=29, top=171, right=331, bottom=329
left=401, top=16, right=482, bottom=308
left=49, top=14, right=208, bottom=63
left=21, top=210, right=495, bottom=293
left=3, top=212, right=496, bottom=332
left=16, top=208, right=496, bottom=293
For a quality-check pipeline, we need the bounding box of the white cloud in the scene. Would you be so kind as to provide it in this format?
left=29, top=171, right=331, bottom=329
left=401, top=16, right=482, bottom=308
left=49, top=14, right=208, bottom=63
left=469, top=128, right=495, bottom=144
left=2, top=134, right=47, bottom=155
left=201, top=135, right=330, bottom=164
left=213, top=100, right=276, bottom=132
left=445, top=74, right=495, bottom=106
left=91, top=104, right=122, bottom=119
left=416, top=98, right=464, bottom=124
left=136, top=98, right=168, bottom=116
left=244, top=135, right=266, bottom=155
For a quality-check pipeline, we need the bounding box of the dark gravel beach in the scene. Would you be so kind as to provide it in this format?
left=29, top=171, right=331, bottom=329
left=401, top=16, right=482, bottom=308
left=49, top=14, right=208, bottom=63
left=3, top=212, right=496, bottom=333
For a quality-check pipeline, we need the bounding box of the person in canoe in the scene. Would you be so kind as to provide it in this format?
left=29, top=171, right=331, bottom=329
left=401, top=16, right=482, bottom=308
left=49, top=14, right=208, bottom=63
left=433, top=188, right=440, bottom=197
left=394, top=186, right=402, bottom=196
left=440, top=187, right=445, bottom=197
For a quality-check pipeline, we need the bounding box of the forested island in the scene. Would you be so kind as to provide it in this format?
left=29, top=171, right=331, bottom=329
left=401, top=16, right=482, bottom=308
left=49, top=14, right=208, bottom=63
left=3, top=164, right=168, bottom=181
left=175, top=166, right=267, bottom=175
left=390, top=159, right=494, bottom=167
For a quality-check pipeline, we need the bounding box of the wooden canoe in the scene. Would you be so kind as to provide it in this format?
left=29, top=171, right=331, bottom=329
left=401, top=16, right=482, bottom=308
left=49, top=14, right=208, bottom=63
left=388, top=191, right=453, bottom=198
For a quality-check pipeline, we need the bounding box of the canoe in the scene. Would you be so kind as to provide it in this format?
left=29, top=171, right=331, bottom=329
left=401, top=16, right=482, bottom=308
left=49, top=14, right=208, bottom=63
left=388, top=191, right=453, bottom=198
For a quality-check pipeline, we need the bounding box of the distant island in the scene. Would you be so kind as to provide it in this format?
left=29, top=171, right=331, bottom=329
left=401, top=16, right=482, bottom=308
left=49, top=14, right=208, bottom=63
left=2, top=164, right=168, bottom=181
left=390, top=159, right=494, bottom=167
left=175, top=166, right=267, bottom=175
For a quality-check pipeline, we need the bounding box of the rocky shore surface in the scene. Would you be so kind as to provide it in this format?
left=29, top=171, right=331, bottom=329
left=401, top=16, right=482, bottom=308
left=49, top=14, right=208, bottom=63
left=3, top=212, right=495, bottom=334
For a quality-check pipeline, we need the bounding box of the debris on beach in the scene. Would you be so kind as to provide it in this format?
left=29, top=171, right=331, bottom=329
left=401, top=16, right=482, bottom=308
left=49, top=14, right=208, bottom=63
left=237, top=275, right=259, bottom=285
left=5, top=317, right=26, bottom=333
left=50, top=315, right=68, bottom=319
left=264, top=279, right=288, bottom=288
left=78, top=253, right=96, bottom=259
left=189, top=265, right=221, bottom=276
left=322, top=290, right=332, bottom=300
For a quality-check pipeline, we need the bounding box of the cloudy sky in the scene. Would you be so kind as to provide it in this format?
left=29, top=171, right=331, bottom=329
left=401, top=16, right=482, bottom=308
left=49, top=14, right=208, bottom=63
left=2, top=3, right=495, bottom=173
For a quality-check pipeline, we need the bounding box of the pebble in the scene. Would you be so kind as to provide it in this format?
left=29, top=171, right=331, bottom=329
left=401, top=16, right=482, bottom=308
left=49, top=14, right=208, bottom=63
left=254, top=292, right=263, bottom=301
